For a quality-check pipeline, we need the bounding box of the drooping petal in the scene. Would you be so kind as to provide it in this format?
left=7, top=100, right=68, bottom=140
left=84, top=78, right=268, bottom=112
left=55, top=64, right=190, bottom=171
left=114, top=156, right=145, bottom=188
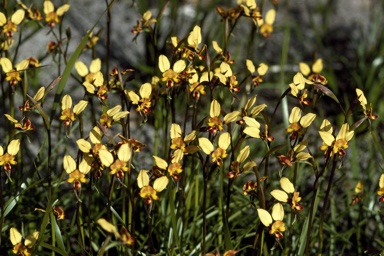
left=25, top=231, right=39, bottom=248
left=89, top=58, right=101, bottom=73
left=319, top=119, right=332, bottom=133
left=299, top=63, right=311, bottom=76
left=76, top=139, right=91, bottom=153
left=56, top=4, right=70, bottom=16
left=10, top=227, right=22, bottom=246
left=63, top=155, right=76, bottom=173
left=73, top=100, right=88, bottom=115
left=173, top=60, right=186, bottom=73
left=224, top=111, right=240, bottom=124
left=300, top=113, right=316, bottom=128
left=153, top=156, right=168, bottom=170
left=218, top=132, right=231, bottom=150
left=187, top=25, right=201, bottom=49
left=61, top=95, right=72, bottom=110
left=198, top=138, right=214, bottom=155
left=280, top=177, right=295, bottom=193
left=236, top=146, right=250, bottom=163
left=7, top=139, right=20, bottom=156
left=99, top=149, right=114, bottom=167
left=257, top=63, right=268, bottom=76
left=257, top=208, right=273, bottom=227
left=0, top=58, right=13, bottom=73
left=11, top=9, right=25, bottom=25
left=89, top=126, right=102, bottom=144
left=153, top=176, right=169, bottom=192
left=75, top=61, right=89, bottom=77
left=79, top=158, right=91, bottom=174
left=289, top=107, right=301, bottom=124
left=139, top=83, right=152, bottom=99
left=43, top=1, right=54, bottom=14
left=212, top=41, right=223, bottom=54
left=319, top=131, right=335, bottom=146
left=270, top=189, right=289, bottom=202
left=118, top=143, right=131, bottom=162
left=170, top=123, right=182, bottom=139
left=158, top=55, right=170, bottom=73
left=246, top=59, right=255, bottom=73
left=210, top=100, right=221, bottom=117
left=97, top=218, right=120, bottom=237
left=137, top=170, right=149, bottom=188
left=356, top=88, right=367, bottom=107
left=0, top=12, right=6, bottom=26
left=271, top=203, right=284, bottom=221
left=220, top=62, right=232, bottom=77
left=243, top=126, right=261, bottom=138
left=312, top=58, right=323, bottom=73
left=265, top=9, right=276, bottom=24
left=126, top=91, right=140, bottom=104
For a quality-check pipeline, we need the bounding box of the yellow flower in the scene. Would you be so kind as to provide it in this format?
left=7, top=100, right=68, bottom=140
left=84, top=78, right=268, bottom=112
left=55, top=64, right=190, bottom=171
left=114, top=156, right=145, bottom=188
left=97, top=219, right=134, bottom=245
left=131, top=10, right=157, bottom=34
left=10, top=227, right=39, bottom=256
left=319, top=120, right=354, bottom=157
left=75, top=58, right=103, bottom=86
left=0, top=9, right=25, bottom=38
left=199, top=132, right=231, bottom=166
left=257, top=203, right=286, bottom=239
left=126, top=82, right=153, bottom=118
left=76, top=126, right=111, bottom=174
left=286, top=107, right=316, bottom=140
left=169, top=123, right=198, bottom=162
left=4, top=114, right=34, bottom=131
left=0, top=139, right=20, bottom=172
left=271, top=177, right=303, bottom=211
left=229, top=145, right=256, bottom=179
left=59, top=95, right=88, bottom=126
left=63, top=155, right=91, bottom=190
left=289, top=72, right=313, bottom=105
left=277, top=141, right=312, bottom=167
left=43, top=0, right=70, bottom=27
left=238, top=0, right=262, bottom=26
left=153, top=155, right=183, bottom=181
left=356, top=88, right=378, bottom=120
left=137, top=170, right=169, bottom=204
left=109, top=143, right=131, bottom=178
left=246, top=59, right=268, bottom=87
left=99, top=105, right=129, bottom=128
left=207, top=100, right=224, bottom=134
left=158, top=55, right=186, bottom=88
left=259, top=9, right=276, bottom=38
left=18, top=2, right=42, bottom=21
left=0, top=57, right=29, bottom=85
left=299, top=58, right=328, bottom=85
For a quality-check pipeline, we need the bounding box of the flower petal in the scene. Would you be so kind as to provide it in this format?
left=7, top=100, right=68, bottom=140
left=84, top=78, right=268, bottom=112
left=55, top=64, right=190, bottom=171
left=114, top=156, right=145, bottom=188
left=158, top=55, right=170, bottom=73
left=218, top=132, right=231, bottom=150
left=7, top=139, right=20, bottom=156
left=270, top=189, right=289, bottom=202
left=63, top=155, right=76, bottom=173
left=153, top=176, right=169, bottom=192
left=153, top=156, right=168, bottom=170
left=198, top=138, right=214, bottom=155
left=10, top=227, right=22, bottom=245
left=257, top=208, right=273, bottom=227
left=272, top=203, right=284, bottom=221
left=137, top=170, right=149, bottom=188
left=280, top=177, right=295, bottom=193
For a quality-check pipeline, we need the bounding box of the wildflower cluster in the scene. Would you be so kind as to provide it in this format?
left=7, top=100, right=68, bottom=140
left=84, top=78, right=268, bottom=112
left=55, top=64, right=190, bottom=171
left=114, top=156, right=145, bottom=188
left=0, top=1, right=381, bottom=255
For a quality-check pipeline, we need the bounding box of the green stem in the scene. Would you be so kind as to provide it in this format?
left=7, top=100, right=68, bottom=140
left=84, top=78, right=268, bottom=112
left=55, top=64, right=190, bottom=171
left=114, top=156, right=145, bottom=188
left=318, top=155, right=337, bottom=253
